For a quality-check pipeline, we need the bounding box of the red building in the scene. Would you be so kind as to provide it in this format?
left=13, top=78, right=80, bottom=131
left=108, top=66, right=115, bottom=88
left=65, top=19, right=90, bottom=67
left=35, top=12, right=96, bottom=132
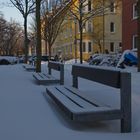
left=122, top=0, right=138, bottom=51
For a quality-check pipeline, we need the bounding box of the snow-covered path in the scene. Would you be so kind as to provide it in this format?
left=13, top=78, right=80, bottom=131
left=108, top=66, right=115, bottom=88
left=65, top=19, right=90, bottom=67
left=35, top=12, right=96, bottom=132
left=0, top=64, right=139, bottom=140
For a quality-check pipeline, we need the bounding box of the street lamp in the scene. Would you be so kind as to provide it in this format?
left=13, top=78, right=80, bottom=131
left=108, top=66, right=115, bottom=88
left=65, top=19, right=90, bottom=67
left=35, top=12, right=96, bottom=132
left=136, top=0, right=140, bottom=72
left=74, top=18, right=77, bottom=63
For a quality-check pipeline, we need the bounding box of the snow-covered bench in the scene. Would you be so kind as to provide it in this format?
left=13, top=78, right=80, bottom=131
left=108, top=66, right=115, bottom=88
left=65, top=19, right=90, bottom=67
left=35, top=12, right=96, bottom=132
left=22, top=64, right=36, bottom=71
left=46, top=64, right=131, bottom=133
left=33, top=61, right=64, bottom=85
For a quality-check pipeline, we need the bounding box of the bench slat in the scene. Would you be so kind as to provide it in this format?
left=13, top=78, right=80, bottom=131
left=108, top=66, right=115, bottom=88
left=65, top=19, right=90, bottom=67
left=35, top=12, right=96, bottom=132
left=46, top=86, right=83, bottom=119
left=23, top=64, right=35, bottom=71
left=33, top=61, right=64, bottom=85
left=55, top=86, right=98, bottom=109
left=46, top=86, right=122, bottom=121
left=33, top=73, right=57, bottom=80
left=64, top=86, right=110, bottom=107
left=42, top=73, right=56, bottom=80
left=37, top=73, right=52, bottom=80
left=33, top=73, right=60, bottom=85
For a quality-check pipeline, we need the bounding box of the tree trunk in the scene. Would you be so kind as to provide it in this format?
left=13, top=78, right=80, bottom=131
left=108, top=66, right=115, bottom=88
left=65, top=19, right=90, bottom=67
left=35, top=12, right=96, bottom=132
left=79, top=1, right=83, bottom=64
left=24, top=16, right=28, bottom=63
left=45, top=40, right=48, bottom=55
left=79, top=22, right=83, bottom=64
left=36, top=0, right=42, bottom=72
left=48, top=43, right=52, bottom=61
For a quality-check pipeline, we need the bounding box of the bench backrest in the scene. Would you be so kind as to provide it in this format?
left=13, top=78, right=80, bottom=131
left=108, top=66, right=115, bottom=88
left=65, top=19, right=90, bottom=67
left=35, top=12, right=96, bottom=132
left=72, top=64, right=130, bottom=88
left=71, top=64, right=131, bottom=132
left=48, top=61, right=64, bottom=85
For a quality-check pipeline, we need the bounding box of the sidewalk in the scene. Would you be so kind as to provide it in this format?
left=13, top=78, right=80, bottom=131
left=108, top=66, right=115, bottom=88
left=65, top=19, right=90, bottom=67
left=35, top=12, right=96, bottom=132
left=0, top=64, right=139, bottom=140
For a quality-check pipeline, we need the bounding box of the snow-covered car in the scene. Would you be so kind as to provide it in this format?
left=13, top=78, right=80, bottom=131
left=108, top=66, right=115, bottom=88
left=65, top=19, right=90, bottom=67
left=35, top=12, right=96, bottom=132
left=0, top=56, right=18, bottom=65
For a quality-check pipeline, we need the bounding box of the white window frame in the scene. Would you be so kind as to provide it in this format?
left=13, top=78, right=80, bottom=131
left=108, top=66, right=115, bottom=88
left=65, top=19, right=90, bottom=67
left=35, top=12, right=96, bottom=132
left=88, top=20, right=93, bottom=32
left=133, top=3, right=138, bottom=19
left=133, top=34, right=138, bottom=49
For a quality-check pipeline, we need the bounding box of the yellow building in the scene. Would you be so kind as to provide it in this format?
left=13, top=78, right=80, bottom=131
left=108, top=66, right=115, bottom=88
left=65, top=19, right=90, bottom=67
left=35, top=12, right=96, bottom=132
left=52, top=0, right=122, bottom=61
left=103, top=0, right=122, bottom=53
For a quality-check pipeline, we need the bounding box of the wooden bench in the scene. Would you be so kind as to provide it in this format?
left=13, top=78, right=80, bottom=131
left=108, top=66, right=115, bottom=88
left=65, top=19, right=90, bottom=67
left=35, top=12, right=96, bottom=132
left=33, top=61, right=64, bottom=85
left=46, top=64, right=131, bottom=133
left=22, top=64, right=36, bottom=71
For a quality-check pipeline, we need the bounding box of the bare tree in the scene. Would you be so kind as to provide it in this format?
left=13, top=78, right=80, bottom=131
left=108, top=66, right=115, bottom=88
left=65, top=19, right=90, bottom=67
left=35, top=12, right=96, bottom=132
left=41, top=0, right=73, bottom=60
left=0, top=17, right=23, bottom=55
left=68, top=0, right=120, bottom=63
left=92, top=20, right=104, bottom=53
left=0, top=16, right=7, bottom=54
left=10, top=0, right=36, bottom=63
left=35, top=0, right=42, bottom=72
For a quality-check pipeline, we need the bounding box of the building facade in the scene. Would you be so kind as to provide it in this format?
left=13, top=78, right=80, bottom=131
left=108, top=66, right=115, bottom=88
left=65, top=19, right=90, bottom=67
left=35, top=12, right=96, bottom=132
left=103, top=0, right=122, bottom=53
left=51, top=0, right=122, bottom=60
left=122, top=0, right=138, bottom=51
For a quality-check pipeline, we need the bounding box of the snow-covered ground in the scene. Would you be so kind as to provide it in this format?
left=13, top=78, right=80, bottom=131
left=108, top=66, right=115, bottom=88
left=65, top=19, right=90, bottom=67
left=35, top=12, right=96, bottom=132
left=0, top=62, right=140, bottom=140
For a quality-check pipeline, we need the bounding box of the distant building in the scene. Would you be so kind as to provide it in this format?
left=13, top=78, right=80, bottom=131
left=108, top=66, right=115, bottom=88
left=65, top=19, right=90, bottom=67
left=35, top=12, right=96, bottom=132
left=122, top=0, right=138, bottom=51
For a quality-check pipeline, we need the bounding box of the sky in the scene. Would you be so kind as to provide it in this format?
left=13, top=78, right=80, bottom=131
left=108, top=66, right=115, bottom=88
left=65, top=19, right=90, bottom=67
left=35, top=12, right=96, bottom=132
left=0, top=0, right=32, bottom=28
left=0, top=59, right=140, bottom=140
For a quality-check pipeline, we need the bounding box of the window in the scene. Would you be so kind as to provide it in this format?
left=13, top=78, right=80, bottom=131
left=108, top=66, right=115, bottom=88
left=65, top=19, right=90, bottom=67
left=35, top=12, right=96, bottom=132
left=83, top=42, right=86, bottom=52
left=82, top=23, right=86, bottom=33
left=133, top=3, right=138, bottom=19
left=88, top=0, right=92, bottom=11
left=119, top=42, right=122, bottom=47
left=110, top=2, right=115, bottom=13
left=110, top=42, right=114, bottom=52
left=88, top=42, right=92, bottom=52
left=88, top=20, right=92, bottom=32
left=110, top=22, right=115, bottom=32
left=133, top=35, right=138, bottom=49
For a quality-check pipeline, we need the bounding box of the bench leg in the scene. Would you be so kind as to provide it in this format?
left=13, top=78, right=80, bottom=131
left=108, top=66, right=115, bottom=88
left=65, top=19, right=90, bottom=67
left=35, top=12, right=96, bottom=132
left=121, top=117, right=131, bottom=133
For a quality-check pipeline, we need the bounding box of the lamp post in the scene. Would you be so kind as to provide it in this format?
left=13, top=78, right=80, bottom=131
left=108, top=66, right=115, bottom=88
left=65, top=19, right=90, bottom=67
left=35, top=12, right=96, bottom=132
left=74, top=18, right=77, bottom=63
left=137, top=0, right=140, bottom=72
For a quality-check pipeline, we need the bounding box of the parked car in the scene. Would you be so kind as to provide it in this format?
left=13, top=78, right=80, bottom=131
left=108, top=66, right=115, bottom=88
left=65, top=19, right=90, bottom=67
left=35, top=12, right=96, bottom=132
left=0, top=56, right=18, bottom=65
left=41, top=55, right=55, bottom=61
left=41, top=55, right=49, bottom=61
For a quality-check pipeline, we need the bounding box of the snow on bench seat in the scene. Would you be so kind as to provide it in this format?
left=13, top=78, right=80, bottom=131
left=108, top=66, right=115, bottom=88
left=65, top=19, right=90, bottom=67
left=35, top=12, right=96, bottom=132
left=46, top=85, right=121, bottom=121
left=33, top=61, right=64, bottom=85
left=23, top=64, right=35, bottom=71
left=33, top=72, right=60, bottom=85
